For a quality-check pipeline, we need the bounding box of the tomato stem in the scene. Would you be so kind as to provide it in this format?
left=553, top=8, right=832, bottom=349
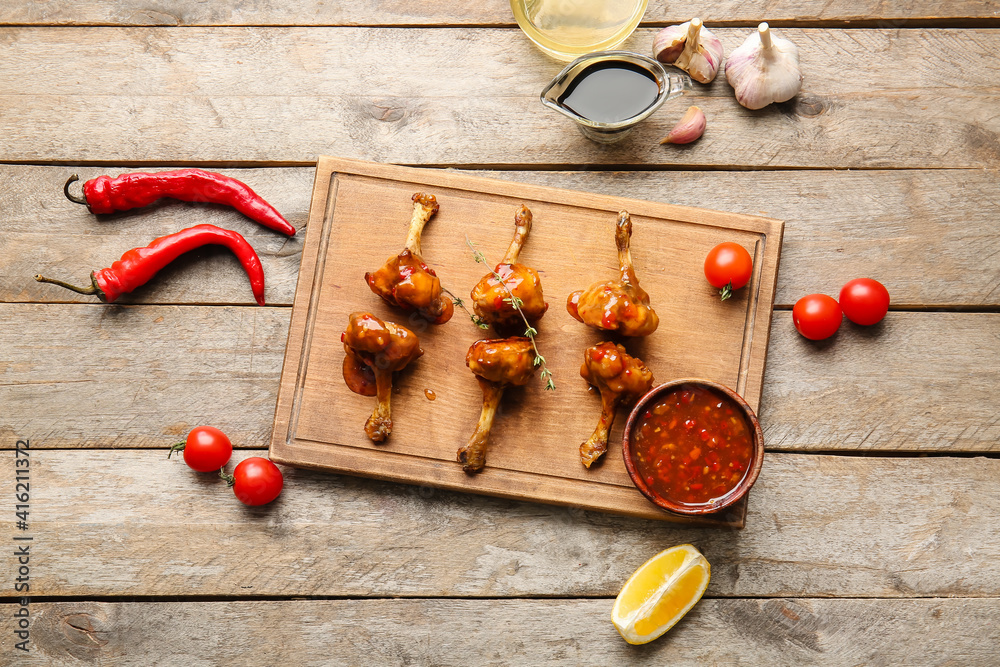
left=719, top=282, right=733, bottom=301
left=167, top=442, right=185, bottom=459
left=218, top=468, right=235, bottom=486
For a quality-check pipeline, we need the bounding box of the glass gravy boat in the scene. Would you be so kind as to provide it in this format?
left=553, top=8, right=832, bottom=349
left=540, top=51, right=691, bottom=143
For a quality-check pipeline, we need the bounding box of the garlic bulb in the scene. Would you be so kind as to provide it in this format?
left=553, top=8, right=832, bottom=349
left=725, top=22, right=802, bottom=110
left=660, top=106, right=706, bottom=145
left=652, top=18, right=724, bottom=84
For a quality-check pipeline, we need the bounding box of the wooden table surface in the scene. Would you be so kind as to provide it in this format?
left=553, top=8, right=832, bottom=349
left=2, top=2, right=999, bottom=664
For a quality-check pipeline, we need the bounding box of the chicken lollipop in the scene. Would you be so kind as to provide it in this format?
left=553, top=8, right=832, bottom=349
left=342, top=312, right=423, bottom=443
left=458, top=337, right=537, bottom=473
left=470, top=205, right=547, bottom=333
left=567, top=211, right=659, bottom=337
left=579, top=342, right=654, bottom=468
left=365, top=193, right=454, bottom=325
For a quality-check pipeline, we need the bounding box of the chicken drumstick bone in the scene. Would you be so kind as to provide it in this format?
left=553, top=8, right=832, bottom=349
left=567, top=211, right=659, bottom=337
left=579, top=342, right=654, bottom=468
left=365, top=193, right=454, bottom=325
left=470, top=205, right=547, bottom=333
left=342, top=312, right=423, bottom=443
left=458, top=337, right=538, bottom=473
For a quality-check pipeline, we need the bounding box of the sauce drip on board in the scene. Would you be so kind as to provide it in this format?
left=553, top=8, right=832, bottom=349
left=424, top=389, right=437, bottom=401
left=629, top=384, right=753, bottom=506
left=557, top=61, right=660, bottom=124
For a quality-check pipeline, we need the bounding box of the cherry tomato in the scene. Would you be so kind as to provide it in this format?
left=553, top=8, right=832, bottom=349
left=792, top=294, right=843, bottom=340
left=704, top=243, right=753, bottom=301
left=839, top=278, right=890, bottom=326
left=232, top=457, right=283, bottom=506
left=176, top=426, right=232, bottom=472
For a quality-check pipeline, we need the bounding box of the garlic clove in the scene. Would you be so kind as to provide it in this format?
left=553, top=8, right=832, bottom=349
left=725, top=22, right=803, bottom=110
left=652, top=25, right=686, bottom=64
left=653, top=18, right=724, bottom=84
left=660, top=106, right=706, bottom=145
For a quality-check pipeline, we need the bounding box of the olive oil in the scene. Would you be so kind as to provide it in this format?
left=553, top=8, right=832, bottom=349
left=557, top=61, right=660, bottom=124
left=511, top=0, right=649, bottom=61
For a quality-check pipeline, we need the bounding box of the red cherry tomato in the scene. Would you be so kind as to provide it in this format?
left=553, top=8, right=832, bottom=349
left=177, top=426, right=232, bottom=472
left=704, top=243, right=753, bottom=301
left=232, top=457, right=283, bottom=506
left=839, top=278, right=890, bottom=326
left=792, top=294, right=843, bottom=340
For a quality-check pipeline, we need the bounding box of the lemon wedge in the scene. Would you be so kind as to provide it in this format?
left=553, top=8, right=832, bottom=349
left=611, top=544, right=711, bottom=645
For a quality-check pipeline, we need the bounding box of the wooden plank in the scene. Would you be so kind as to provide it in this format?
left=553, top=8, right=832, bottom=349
left=763, top=312, right=1000, bottom=452
left=488, top=168, right=1000, bottom=310
left=0, top=304, right=289, bottom=449
left=3, top=599, right=999, bottom=666
left=2, top=305, right=997, bottom=452
left=2, top=28, right=998, bottom=168
left=5, top=166, right=999, bottom=309
left=1, top=449, right=999, bottom=597
left=2, top=1, right=997, bottom=26
left=269, top=157, right=781, bottom=525
left=6, top=167, right=311, bottom=307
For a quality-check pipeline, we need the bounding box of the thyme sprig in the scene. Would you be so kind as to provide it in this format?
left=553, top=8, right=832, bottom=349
left=443, top=289, right=489, bottom=329
left=466, top=237, right=555, bottom=391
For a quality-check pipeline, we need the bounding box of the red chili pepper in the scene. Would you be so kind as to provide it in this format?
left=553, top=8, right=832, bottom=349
left=64, top=169, right=295, bottom=236
left=34, top=224, right=266, bottom=305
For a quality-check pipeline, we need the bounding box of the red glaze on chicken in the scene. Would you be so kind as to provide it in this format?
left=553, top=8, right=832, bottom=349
left=366, top=193, right=454, bottom=325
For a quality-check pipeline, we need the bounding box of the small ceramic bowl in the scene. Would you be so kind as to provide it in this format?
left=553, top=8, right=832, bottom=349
left=621, top=379, right=764, bottom=516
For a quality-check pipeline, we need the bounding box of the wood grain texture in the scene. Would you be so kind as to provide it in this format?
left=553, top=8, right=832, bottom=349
left=6, top=167, right=311, bottom=307
left=2, top=0, right=998, bottom=26
left=762, top=312, right=1000, bottom=452
left=2, top=28, right=998, bottom=168
left=0, top=304, right=288, bottom=449
left=488, top=168, right=1000, bottom=310
left=1, top=9, right=995, bottom=655
left=1, top=449, right=998, bottom=597
left=269, top=157, right=781, bottom=525
left=3, top=598, right=999, bottom=666
left=2, top=305, right=997, bottom=452
left=6, top=166, right=1000, bottom=309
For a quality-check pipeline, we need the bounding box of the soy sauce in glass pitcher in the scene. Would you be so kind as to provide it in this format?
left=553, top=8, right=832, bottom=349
left=541, top=52, right=691, bottom=143
left=558, top=60, right=660, bottom=123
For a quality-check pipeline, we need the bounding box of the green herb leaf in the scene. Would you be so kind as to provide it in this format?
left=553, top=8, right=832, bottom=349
left=466, top=235, right=555, bottom=391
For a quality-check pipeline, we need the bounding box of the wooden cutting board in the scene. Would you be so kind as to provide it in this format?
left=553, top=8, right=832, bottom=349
left=269, top=157, right=783, bottom=527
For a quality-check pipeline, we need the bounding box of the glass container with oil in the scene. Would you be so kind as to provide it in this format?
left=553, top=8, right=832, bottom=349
left=540, top=51, right=691, bottom=143
left=511, top=0, right=649, bottom=62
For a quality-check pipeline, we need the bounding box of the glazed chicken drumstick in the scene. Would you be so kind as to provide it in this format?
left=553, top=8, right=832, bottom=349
left=579, top=342, right=654, bottom=468
left=365, top=193, right=454, bottom=325
left=458, top=337, right=538, bottom=473
left=567, top=211, right=659, bottom=337
left=342, top=312, right=423, bottom=443
left=470, top=205, right=547, bottom=333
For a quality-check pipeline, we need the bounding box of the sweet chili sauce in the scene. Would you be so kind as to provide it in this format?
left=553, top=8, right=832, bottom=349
left=629, top=384, right=754, bottom=506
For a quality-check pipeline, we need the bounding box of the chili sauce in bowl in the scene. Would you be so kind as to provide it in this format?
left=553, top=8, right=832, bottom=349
left=622, top=380, right=764, bottom=515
